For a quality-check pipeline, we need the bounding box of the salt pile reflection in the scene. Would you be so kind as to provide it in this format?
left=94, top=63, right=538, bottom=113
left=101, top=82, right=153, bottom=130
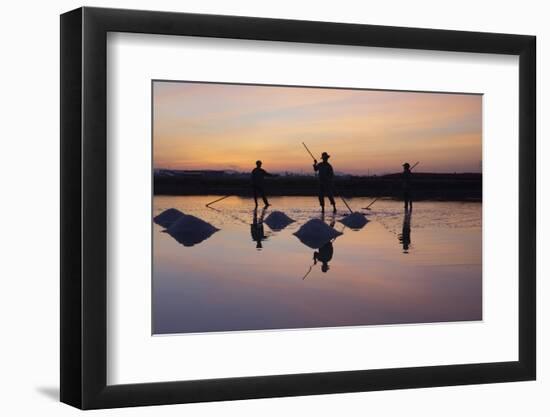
left=264, top=211, right=295, bottom=231
left=155, top=208, right=220, bottom=247
left=339, top=212, right=368, bottom=230
left=153, top=208, right=185, bottom=228
left=293, top=218, right=342, bottom=249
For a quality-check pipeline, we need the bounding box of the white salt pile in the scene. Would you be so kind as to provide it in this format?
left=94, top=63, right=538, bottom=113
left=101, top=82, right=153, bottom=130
left=293, top=218, right=342, bottom=249
left=264, top=211, right=295, bottom=231
left=165, top=214, right=219, bottom=247
left=339, top=212, right=369, bottom=230
left=154, top=208, right=185, bottom=228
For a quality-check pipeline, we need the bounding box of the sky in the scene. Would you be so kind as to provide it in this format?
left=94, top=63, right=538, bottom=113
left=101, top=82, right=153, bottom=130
left=153, top=81, right=482, bottom=175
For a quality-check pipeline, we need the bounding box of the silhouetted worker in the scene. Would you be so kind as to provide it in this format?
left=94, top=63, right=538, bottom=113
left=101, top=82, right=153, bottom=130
left=250, top=207, right=267, bottom=249
left=402, top=162, right=413, bottom=210
left=313, top=241, right=334, bottom=273
left=398, top=208, right=412, bottom=254
left=313, top=152, right=336, bottom=213
left=251, top=160, right=275, bottom=207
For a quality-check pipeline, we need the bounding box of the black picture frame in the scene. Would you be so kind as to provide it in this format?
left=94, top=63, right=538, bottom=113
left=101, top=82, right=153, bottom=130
left=60, top=6, right=536, bottom=409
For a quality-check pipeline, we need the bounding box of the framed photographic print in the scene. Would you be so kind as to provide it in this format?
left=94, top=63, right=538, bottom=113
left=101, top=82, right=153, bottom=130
left=60, top=6, right=536, bottom=409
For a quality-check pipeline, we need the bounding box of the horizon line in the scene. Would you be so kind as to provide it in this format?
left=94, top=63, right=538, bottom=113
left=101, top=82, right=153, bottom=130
left=153, top=167, right=482, bottom=175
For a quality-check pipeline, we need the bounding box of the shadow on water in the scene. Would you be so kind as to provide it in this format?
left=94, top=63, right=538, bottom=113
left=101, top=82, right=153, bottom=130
left=250, top=206, right=268, bottom=250
left=398, top=208, right=412, bottom=254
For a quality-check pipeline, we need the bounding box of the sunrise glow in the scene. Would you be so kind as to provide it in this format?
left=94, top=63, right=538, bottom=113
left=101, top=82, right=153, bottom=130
left=153, top=81, right=482, bottom=175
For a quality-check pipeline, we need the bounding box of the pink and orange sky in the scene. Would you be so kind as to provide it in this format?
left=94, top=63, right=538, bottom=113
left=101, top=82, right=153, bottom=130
left=153, top=81, right=482, bottom=175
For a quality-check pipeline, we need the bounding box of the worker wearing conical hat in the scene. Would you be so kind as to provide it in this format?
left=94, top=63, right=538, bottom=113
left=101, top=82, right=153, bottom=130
left=313, top=152, right=336, bottom=213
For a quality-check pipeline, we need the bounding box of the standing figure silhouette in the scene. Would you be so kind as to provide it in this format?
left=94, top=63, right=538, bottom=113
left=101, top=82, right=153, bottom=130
left=251, top=160, right=275, bottom=207
left=313, top=152, right=336, bottom=213
left=402, top=162, right=413, bottom=210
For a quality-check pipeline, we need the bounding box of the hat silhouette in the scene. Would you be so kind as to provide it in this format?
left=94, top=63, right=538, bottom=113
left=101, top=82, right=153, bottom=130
left=321, top=152, right=330, bottom=159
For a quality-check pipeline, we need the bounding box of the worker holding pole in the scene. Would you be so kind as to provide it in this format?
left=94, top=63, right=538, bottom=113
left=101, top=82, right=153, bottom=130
left=313, top=152, right=337, bottom=213
left=363, top=161, right=418, bottom=212
left=402, top=162, right=415, bottom=210
left=302, top=143, right=353, bottom=214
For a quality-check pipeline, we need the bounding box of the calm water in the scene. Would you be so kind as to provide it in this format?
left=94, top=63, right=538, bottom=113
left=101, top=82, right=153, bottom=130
left=153, top=196, right=482, bottom=334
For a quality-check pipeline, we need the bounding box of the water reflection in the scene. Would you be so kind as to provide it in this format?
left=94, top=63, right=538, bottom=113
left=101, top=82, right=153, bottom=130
left=293, top=214, right=342, bottom=249
left=302, top=240, right=336, bottom=279
left=302, top=212, right=337, bottom=278
left=398, top=208, right=412, bottom=254
left=250, top=207, right=268, bottom=250
left=316, top=212, right=336, bottom=273
left=153, top=196, right=482, bottom=334
left=339, top=212, right=368, bottom=230
left=264, top=210, right=295, bottom=231
left=207, top=205, right=249, bottom=226
left=324, top=212, right=336, bottom=228
left=163, top=213, right=219, bottom=247
left=314, top=241, right=334, bottom=273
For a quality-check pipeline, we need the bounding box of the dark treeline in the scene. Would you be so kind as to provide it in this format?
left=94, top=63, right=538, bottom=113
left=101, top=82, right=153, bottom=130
left=154, top=171, right=482, bottom=201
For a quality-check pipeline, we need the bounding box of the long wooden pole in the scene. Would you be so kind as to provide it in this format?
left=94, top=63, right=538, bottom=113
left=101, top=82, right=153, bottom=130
left=302, top=264, right=314, bottom=280
left=339, top=196, right=354, bottom=214
left=364, top=197, right=379, bottom=210
left=302, top=142, right=316, bottom=161
left=205, top=195, right=231, bottom=207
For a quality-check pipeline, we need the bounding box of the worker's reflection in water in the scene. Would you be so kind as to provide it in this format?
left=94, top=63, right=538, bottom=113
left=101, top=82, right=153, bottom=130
left=314, top=241, right=334, bottom=273
left=313, top=212, right=336, bottom=273
left=398, top=207, right=412, bottom=254
left=250, top=206, right=267, bottom=249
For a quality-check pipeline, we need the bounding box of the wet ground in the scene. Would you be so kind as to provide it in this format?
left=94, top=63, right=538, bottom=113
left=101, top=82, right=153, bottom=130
left=153, top=196, right=482, bottom=334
